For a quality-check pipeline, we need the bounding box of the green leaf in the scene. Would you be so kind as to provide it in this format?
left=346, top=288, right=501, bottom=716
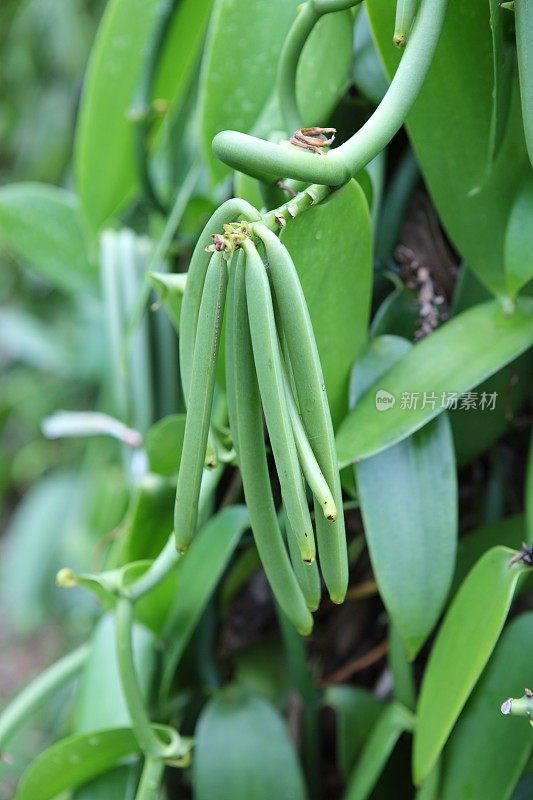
left=73, top=614, right=156, bottom=800
left=450, top=515, right=526, bottom=598
left=76, top=0, right=211, bottom=229
left=515, top=0, right=533, bottom=170
left=0, top=183, right=93, bottom=293
left=336, top=298, right=533, bottom=466
left=160, top=505, right=249, bottom=697
left=0, top=472, right=82, bottom=633
left=119, top=473, right=175, bottom=563
left=281, top=180, right=372, bottom=428
left=353, top=9, right=388, bottom=106
left=413, top=546, right=528, bottom=784
left=440, top=612, right=533, bottom=800
left=147, top=272, right=187, bottom=335
left=75, top=614, right=157, bottom=733
left=366, top=0, right=528, bottom=296
left=199, top=0, right=300, bottom=185
left=145, top=414, right=186, bottom=477
left=352, top=336, right=457, bottom=657
left=14, top=728, right=140, bottom=800
left=449, top=352, right=533, bottom=467
left=344, top=702, right=415, bottom=800
left=324, top=686, right=382, bottom=779
left=505, top=177, right=533, bottom=297
left=193, top=686, right=307, bottom=800
left=527, top=432, right=533, bottom=543
left=487, top=0, right=516, bottom=169
left=297, top=10, right=354, bottom=126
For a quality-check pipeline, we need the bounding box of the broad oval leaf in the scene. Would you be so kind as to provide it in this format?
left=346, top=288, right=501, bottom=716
left=14, top=728, right=140, bottom=800
left=413, top=546, right=528, bottom=785
left=76, top=0, right=211, bottom=229
left=199, top=0, right=300, bottom=185
left=160, top=505, right=249, bottom=697
left=515, top=0, right=533, bottom=169
left=324, top=686, right=382, bottom=779
left=145, top=414, right=186, bottom=477
left=366, top=0, right=528, bottom=296
left=193, top=686, right=307, bottom=800
left=0, top=183, right=93, bottom=293
left=352, top=336, right=457, bottom=658
left=440, top=612, right=533, bottom=800
left=504, top=177, right=533, bottom=298
left=344, top=702, right=415, bottom=800
left=336, top=298, right=533, bottom=465
left=75, top=613, right=156, bottom=733
left=281, top=180, right=372, bottom=428
left=73, top=614, right=156, bottom=800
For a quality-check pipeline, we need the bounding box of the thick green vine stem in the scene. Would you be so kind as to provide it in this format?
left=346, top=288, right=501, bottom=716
left=0, top=644, right=89, bottom=752
left=213, top=0, right=449, bottom=185
left=277, top=0, right=363, bottom=133
left=501, top=691, right=533, bottom=725
left=135, top=756, right=165, bottom=800
left=115, top=597, right=163, bottom=758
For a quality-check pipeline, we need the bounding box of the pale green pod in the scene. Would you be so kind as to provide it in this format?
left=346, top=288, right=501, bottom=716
left=393, top=0, right=418, bottom=47
left=253, top=224, right=347, bottom=603
left=284, top=513, right=321, bottom=612
left=174, top=252, right=228, bottom=552
left=232, top=252, right=313, bottom=635
left=179, top=198, right=260, bottom=407
left=283, top=365, right=337, bottom=522
left=224, top=251, right=243, bottom=455
left=243, top=239, right=316, bottom=564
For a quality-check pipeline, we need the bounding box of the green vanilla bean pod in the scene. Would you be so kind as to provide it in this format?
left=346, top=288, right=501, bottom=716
left=284, top=512, right=322, bottom=612
left=174, top=252, right=228, bottom=552
left=224, top=251, right=243, bottom=455
left=243, top=239, right=316, bottom=564
left=232, top=252, right=313, bottom=635
left=393, top=0, right=418, bottom=47
left=515, top=0, right=533, bottom=169
left=282, top=364, right=337, bottom=521
left=179, top=198, right=260, bottom=406
left=253, top=225, right=348, bottom=603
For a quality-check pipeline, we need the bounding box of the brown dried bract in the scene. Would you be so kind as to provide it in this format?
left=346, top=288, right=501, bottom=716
left=289, top=126, right=336, bottom=155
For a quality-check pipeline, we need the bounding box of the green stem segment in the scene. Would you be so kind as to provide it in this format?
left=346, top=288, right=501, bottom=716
left=132, top=0, right=178, bottom=213
left=213, top=0, right=449, bottom=185
left=115, top=597, right=162, bottom=757
left=174, top=252, right=227, bottom=552
left=135, top=756, right=166, bottom=800
left=0, top=644, right=89, bottom=751
left=230, top=252, right=313, bottom=634
left=501, top=692, right=533, bottom=725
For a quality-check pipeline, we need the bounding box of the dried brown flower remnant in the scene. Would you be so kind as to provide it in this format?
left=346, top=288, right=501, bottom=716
left=289, top=127, right=336, bottom=155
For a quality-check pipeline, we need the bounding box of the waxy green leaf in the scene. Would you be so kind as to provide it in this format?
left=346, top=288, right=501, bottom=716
left=199, top=0, right=300, bottom=185
left=281, top=180, right=372, bottom=428
left=366, top=0, right=528, bottom=296
left=413, top=546, right=528, bottom=784
left=193, top=686, right=307, bottom=800
left=344, top=702, right=415, bottom=800
left=352, top=336, right=457, bottom=657
left=440, top=612, right=533, bottom=800
left=505, top=177, right=533, bottom=297
left=515, top=0, right=533, bottom=170
left=324, top=686, right=382, bottom=779
left=160, top=505, right=249, bottom=697
left=0, top=183, right=93, bottom=293
left=76, top=0, right=211, bottom=229
left=145, top=414, right=186, bottom=477
left=487, top=0, right=516, bottom=170
left=14, top=728, right=140, bottom=800
left=336, top=298, right=533, bottom=465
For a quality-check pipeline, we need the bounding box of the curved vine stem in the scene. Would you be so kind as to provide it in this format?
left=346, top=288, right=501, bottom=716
left=0, top=644, right=89, bottom=752
left=277, top=0, right=363, bottom=134
left=213, top=0, right=449, bottom=185
left=132, top=0, right=178, bottom=214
